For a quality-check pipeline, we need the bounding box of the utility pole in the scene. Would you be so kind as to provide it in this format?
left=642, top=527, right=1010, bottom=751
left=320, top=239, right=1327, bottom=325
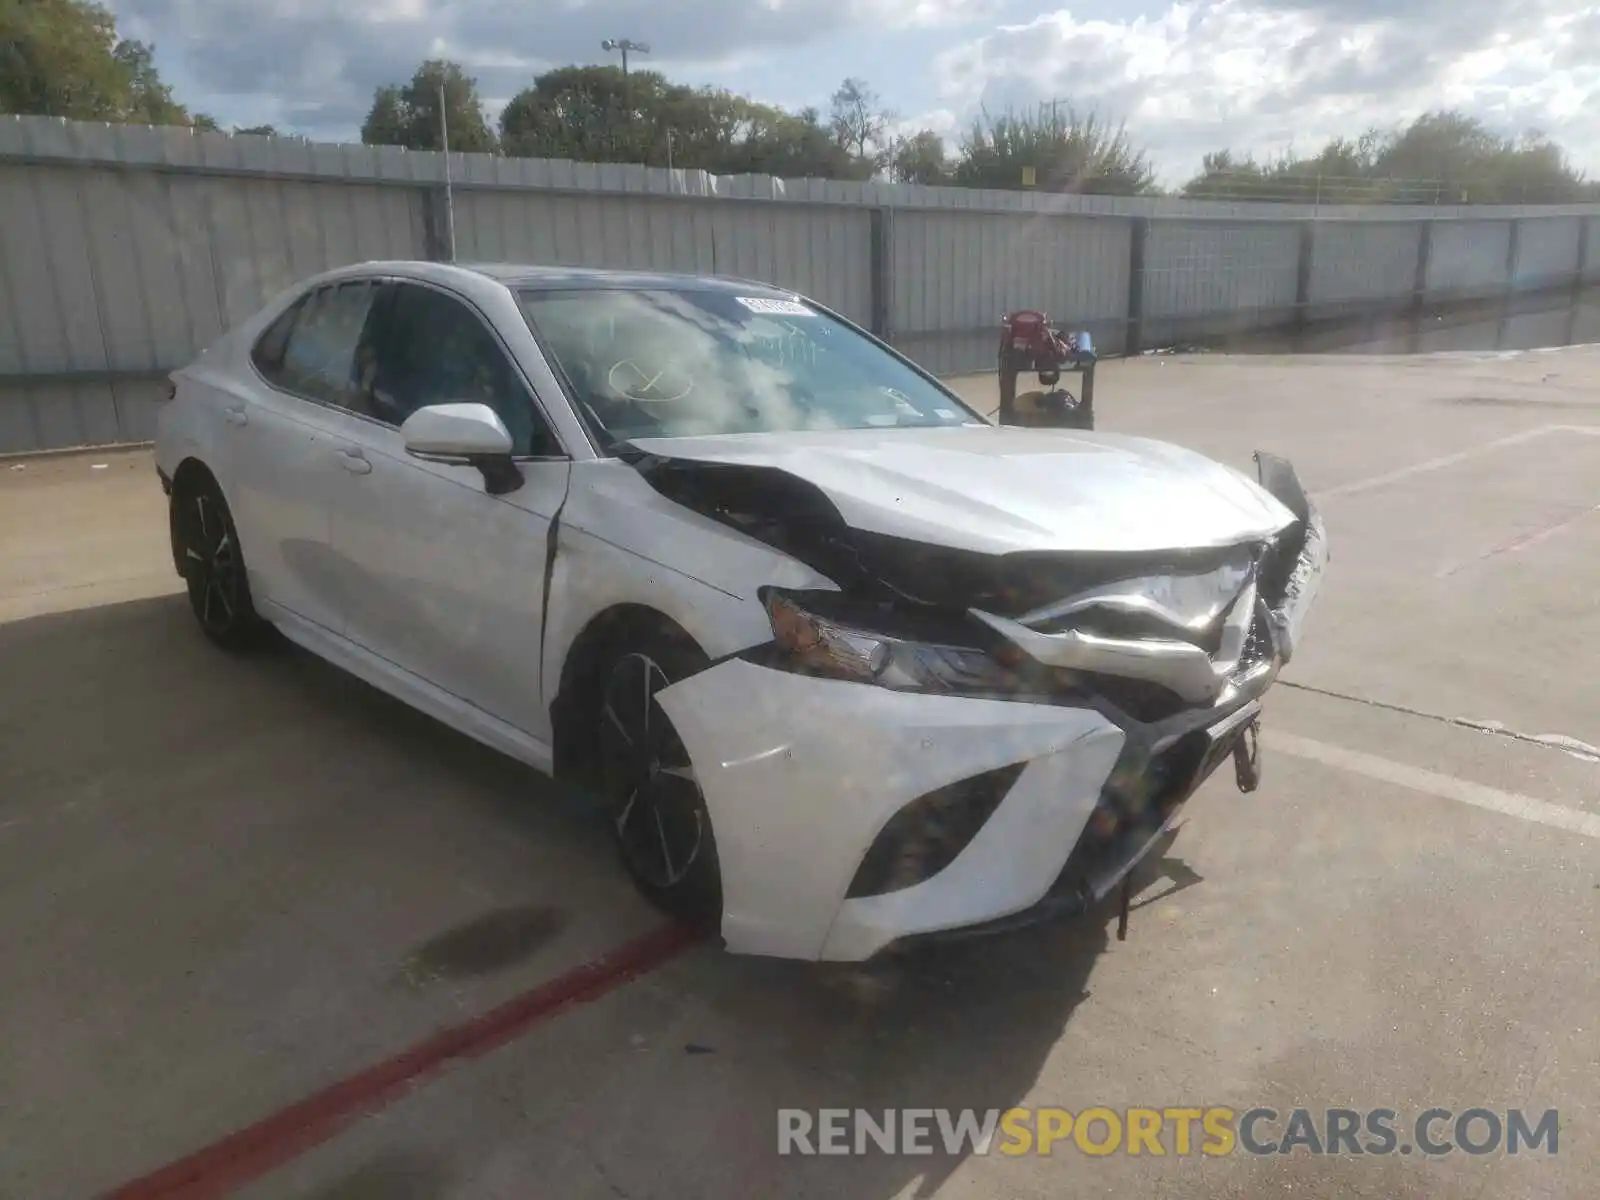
left=438, top=82, right=456, bottom=262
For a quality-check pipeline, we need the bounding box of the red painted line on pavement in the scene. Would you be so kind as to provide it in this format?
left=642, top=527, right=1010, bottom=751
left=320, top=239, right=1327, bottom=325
left=104, top=921, right=702, bottom=1200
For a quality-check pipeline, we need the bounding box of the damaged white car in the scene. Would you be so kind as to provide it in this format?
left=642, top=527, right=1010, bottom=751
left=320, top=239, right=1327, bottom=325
left=155, top=261, right=1328, bottom=962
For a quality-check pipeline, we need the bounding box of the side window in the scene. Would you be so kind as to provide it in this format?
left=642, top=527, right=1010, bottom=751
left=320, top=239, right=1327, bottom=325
left=371, top=284, right=556, bottom=457
left=250, top=295, right=306, bottom=381
left=278, top=282, right=376, bottom=411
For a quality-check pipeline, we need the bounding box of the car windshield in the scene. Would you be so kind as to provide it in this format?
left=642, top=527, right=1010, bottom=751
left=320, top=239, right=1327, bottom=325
left=517, top=287, right=982, bottom=446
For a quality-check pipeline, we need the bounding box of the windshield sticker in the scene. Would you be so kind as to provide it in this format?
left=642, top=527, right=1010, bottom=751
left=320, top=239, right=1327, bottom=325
left=737, top=297, right=815, bottom=316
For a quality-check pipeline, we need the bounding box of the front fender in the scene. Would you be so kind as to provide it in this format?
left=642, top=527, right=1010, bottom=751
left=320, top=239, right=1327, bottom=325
left=540, top=463, right=840, bottom=699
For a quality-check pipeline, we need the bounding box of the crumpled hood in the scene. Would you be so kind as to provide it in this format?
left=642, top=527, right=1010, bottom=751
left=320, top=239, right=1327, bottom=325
left=625, top=425, right=1297, bottom=555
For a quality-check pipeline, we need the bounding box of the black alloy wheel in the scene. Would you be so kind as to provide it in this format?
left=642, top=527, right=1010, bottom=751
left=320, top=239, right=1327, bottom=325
left=173, top=474, right=266, bottom=650
left=596, top=634, right=722, bottom=921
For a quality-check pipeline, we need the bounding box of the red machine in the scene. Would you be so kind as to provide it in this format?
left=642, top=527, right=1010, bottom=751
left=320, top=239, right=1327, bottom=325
left=996, top=310, right=1097, bottom=430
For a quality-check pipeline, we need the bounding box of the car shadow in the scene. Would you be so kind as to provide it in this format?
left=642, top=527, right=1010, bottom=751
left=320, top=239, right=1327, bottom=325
left=629, top=831, right=1189, bottom=1200
left=0, top=588, right=605, bottom=827
left=2, top=592, right=1201, bottom=1200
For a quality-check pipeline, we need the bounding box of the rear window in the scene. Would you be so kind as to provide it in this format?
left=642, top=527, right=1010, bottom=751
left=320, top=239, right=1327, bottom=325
left=250, top=297, right=304, bottom=377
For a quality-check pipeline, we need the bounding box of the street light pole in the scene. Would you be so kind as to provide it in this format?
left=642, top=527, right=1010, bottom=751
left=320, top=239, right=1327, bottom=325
left=601, top=37, right=650, bottom=77
left=600, top=38, right=651, bottom=161
left=439, top=81, right=455, bottom=263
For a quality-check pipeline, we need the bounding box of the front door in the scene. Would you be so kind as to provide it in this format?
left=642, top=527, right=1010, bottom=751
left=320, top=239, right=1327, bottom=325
left=324, top=280, right=572, bottom=740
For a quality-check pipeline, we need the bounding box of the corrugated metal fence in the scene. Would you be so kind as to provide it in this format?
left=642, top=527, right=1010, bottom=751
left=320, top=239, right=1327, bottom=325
left=3, top=115, right=1600, bottom=453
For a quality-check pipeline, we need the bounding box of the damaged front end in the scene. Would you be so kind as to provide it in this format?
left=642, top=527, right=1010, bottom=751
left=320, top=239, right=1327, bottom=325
left=941, top=450, right=1330, bottom=942
left=633, top=442, right=1328, bottom=953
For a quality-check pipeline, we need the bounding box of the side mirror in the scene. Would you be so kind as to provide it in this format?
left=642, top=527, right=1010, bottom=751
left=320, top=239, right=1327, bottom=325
left=400, top=402, right=523, bottom=495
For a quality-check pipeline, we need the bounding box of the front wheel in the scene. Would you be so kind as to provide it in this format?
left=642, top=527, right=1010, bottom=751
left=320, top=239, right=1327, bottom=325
left=594, top=629, right=723, bottom=923
left=171, top=473, right=268, bottom=651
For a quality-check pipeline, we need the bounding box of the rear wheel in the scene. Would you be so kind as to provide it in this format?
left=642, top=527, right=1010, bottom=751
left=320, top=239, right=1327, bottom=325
left=594, top=628, right=723, bottom=922
left=171, top=472, right=268, bottom=651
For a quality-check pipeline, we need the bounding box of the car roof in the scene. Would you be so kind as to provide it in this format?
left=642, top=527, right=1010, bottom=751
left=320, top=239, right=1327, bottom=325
left=465, top=263, right=795, bottom=296
left=318, top=260, right=801, bottom=299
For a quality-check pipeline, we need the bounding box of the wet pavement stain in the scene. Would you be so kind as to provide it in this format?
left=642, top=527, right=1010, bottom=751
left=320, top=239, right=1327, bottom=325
left=397, top=904, right=570, bottom=988
left=295, top=1149, right=452, bottom=1200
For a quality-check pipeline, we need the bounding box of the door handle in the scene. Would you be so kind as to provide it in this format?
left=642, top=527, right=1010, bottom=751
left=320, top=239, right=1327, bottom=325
left=337, top=448, right=372, bottom=475
left=224, top=406, right=248, bottom=427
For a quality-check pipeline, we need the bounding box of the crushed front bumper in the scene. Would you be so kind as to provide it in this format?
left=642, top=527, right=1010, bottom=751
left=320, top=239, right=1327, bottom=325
left=657, top=656, right=1279, bottom=963
left=658, top=453, right=1326, bottom=963
left=893, top=696, right=1261, bottom=951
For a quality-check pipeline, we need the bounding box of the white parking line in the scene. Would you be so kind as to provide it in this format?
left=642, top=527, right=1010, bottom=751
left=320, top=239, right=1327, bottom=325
left=1271, top=731, right=1600, bottom=840
left=1313, top=425, right=1600, bottom=499
left=1434, top=500, right=1600, bottom=578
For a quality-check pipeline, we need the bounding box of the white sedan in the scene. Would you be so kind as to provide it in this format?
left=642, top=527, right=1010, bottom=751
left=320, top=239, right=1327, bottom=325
left=155, top=261, right=1327, bottom=962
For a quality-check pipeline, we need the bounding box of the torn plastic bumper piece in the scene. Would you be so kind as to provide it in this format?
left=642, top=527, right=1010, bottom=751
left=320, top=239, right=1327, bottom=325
left=1233, top=715, right=1263, bottom=793
left=1253, top=450, right=1328, bottom=664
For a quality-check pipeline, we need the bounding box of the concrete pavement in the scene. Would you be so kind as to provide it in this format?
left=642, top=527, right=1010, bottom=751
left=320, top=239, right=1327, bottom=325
left=2, top=347, right=1597, bottom=1199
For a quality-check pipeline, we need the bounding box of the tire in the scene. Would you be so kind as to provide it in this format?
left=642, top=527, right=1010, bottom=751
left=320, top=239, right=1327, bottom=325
left=593, top=626, right=723, bottom=923
left=170, top=472, right=269, bottom=652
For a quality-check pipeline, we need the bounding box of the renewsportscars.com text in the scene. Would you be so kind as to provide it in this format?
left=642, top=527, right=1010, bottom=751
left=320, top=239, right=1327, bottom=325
left=777, top=1107, right=1560, bottom=1157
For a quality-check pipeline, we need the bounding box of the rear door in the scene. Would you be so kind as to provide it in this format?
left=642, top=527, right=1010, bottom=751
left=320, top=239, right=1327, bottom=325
left=230, top=280, right=381, bottom=632
left=321, top=279, right=572, bottom=739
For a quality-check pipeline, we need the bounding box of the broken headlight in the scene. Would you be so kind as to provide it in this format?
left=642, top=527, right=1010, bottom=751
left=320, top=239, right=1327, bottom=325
left=761, top=590, right=1021, bottom=693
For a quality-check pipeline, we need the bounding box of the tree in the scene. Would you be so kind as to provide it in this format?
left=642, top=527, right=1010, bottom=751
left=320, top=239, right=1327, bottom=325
left=361, top=86, right=409, bottom=148
left=1, top=0, right=124, bottom=119
left=890, top=130, right=947, bottom=185
left=0, top=0, right=207, bottom=127
left=500, top=66, right=854, bottom=178
left=828, top=77, right=892, bottom=176
left=360, top=59, right=498, bottom=153
left=111, top=37, right=187, bottom=125
left=951, top=103, right=1156, bottom=195
left=500, top=65, right=668, bottom=164
left=725, top=104, right=854, bottom=178
left=233, top=124, right=280, bottom=137
left=1182, top=111, right=1597, bottom=205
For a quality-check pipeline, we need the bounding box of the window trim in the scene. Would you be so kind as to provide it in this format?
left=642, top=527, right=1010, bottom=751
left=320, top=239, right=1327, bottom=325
left=247, top=273, right=573, bottom=464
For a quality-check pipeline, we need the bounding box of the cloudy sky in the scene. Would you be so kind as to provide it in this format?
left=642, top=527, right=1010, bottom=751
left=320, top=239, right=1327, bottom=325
left=108, top=0, right=1600, bottom=184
